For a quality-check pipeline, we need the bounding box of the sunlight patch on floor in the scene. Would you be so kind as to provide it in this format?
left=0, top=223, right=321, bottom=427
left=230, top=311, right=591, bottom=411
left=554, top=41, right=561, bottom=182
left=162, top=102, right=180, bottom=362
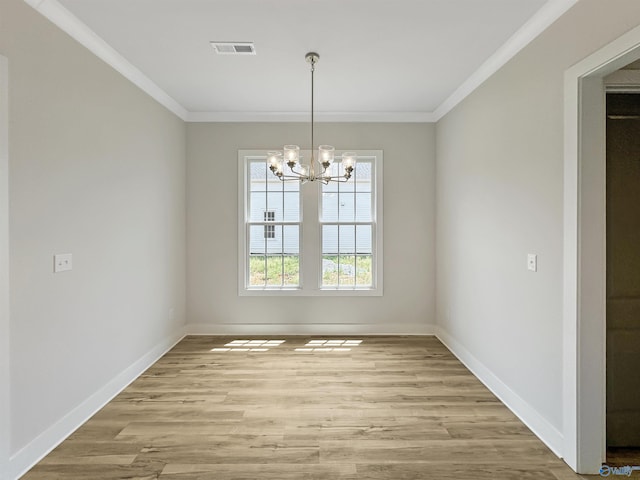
left=295, top=339, right=362, bottom=353
left=211, top=339, right=285, bottom=352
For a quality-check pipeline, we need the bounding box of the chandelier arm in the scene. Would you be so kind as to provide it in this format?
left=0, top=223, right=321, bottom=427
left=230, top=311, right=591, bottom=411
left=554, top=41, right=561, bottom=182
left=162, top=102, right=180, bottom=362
left=319, top=175, right=351, bottom=182
left=316, top=163, right=347, bottom=182
left=277, top=175, right=305, bottom=182
left=289, top=164, right=309, bottom=177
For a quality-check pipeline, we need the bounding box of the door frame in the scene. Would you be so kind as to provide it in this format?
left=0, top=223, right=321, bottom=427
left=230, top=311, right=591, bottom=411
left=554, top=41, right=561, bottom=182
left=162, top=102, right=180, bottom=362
left=563, top=24, right=640, bottom=474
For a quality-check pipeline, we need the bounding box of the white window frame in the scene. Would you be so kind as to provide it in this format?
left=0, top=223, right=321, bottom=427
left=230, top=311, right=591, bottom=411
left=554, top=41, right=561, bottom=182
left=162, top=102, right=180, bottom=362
left=238, top=150, right=383, bottom=296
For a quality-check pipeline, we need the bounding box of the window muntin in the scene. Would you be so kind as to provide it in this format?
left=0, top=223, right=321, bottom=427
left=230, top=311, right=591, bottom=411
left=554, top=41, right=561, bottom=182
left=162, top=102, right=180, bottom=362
left=239, top=150, right=382, bottom=296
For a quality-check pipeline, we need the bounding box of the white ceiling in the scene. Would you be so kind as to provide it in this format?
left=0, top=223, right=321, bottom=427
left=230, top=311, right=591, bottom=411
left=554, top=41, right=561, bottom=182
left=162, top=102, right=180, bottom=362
left=37, top=0, right=575, bottom=121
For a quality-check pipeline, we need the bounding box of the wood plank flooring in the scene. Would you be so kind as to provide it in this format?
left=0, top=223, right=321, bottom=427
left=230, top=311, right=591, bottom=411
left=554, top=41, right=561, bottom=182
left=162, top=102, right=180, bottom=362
left=22, top=336, right=591, bottom=479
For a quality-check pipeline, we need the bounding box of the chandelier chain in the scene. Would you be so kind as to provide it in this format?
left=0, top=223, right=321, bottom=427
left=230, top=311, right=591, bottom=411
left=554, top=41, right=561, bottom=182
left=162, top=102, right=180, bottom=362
left=310, top=54, right=315, bottom=178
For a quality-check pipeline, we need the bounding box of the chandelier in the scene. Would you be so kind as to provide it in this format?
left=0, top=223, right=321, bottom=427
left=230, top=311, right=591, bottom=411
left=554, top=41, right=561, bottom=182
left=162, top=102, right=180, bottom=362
left=267, top=52, right=356, bottom=184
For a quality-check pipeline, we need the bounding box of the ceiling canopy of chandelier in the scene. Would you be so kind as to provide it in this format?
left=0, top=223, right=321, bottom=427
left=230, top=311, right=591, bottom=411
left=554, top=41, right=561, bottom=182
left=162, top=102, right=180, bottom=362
left=267, top=52, right=356, bottom=184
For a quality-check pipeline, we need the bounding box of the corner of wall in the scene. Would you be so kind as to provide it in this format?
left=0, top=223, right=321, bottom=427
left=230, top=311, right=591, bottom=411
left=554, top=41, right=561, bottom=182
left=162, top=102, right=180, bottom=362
left=5, top=329, right=185, bottom=480
left=0, top=54, right=10, bottom=480
left=435, top=326, right=564, bottom=458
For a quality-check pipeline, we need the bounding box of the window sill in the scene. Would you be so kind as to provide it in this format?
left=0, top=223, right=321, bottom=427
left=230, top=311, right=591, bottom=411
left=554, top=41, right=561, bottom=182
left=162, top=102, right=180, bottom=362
left=239, top=287, right=383, bottom=297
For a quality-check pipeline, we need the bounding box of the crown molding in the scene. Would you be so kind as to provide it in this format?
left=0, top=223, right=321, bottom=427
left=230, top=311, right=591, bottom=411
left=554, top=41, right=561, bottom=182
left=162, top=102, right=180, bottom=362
left=186, top=111, right=437, bottom=123
left=432, top=0, right=578, bottom=121
left=23, top=0, right=188, bottom=120
left=24, top=0, right=576, bottom=124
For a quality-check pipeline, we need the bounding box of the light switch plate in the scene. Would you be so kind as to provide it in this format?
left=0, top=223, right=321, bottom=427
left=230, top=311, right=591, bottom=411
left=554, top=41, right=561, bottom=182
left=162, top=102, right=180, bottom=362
left=54, top=253, right=72, bottom=273
left=527, top=253, right=537, bottom=272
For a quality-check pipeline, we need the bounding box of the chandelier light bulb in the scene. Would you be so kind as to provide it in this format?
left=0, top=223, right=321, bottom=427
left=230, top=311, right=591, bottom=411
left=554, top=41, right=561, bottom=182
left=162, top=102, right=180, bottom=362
left=319, top=145, right=335, bottom=166
left=267, top=151, right=282, bottom=168
left=284, top=145, right=299, bottom=165
left=342, top=152, right=356, bottom=170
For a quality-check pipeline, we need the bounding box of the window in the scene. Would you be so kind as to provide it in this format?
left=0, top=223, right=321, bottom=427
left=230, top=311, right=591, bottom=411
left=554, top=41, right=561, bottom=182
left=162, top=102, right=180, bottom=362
left=243, top=156, right=301, bottom=289
left=321, top=162, right=374, bottom=288
left=239, top=150, right=382, bottom=296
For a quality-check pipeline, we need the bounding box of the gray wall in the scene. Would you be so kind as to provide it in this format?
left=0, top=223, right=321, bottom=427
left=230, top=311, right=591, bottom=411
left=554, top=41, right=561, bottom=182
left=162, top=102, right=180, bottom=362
left=1, top=53, right=10, bottom=477
left=436, top=0, right=640, bottom=435
left=8, top=0, right=640, bottom=473
left=0, top=0, right=186, bottom=461
left=187, top=123, right=435, bottom=333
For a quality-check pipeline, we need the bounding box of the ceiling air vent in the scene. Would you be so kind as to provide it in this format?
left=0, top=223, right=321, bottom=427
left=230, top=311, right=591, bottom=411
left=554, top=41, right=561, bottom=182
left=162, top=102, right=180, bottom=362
left=210, top=42, right=256, bottom=55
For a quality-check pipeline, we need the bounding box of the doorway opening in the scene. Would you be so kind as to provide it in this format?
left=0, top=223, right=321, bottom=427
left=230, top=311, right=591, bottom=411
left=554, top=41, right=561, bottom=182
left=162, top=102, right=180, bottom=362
left=605, top=92, right=640, bottom=466
left=564, top=24, right=640, bottom=474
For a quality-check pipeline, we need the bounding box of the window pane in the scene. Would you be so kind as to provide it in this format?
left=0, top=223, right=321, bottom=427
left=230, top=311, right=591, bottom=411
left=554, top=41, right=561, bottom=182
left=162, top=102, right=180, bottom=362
left=249, top=255, right=266, bottom=286
left=283, top=192, right=300, bottom=221
left=249, top=225, right=266, bottom=254
left=266, top=225, right=282, bottom=254
left=321, top=192, right=338, bottom=222
left=283, top=225, right=299, bottom=255
left=249, top=192, right=266, bottom=222
left=266, top=256, right=283, bottom=286
left=355, top=192, right=372, bottom=222
left=339, top=225, right=355, bottom=254
left=355, top=255, right=372, bottom=286
left=266, top=192, right=283, bottom=219
left=339, top=255, right=356, bottom=285
left=338, top=193, right=355, bottom=222
left=322, top=255, right=338, bottom=286
left=322, top=225, right=338, bottom=255
left=283, top=256, right=299, bottom=286
left=283, top=181, right=299, bottom=192
left=249, top=161, right=267, bottom=191
left=355, top=161, right=372, bottom=192
left=356, top=225, right=372, bottom=254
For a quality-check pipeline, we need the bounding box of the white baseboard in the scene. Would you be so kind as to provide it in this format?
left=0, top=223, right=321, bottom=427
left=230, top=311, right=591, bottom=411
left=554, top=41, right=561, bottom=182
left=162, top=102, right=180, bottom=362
left=6, top=329, right=186, bottom=480
left=185, top=322, right=436, bottom=336
left=435, top=326, right=564, bottom=458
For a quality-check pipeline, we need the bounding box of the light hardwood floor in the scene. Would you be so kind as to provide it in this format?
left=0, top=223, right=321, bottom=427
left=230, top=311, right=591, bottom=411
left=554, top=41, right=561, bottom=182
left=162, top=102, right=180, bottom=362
left=22, top=336, right=591, bottom=479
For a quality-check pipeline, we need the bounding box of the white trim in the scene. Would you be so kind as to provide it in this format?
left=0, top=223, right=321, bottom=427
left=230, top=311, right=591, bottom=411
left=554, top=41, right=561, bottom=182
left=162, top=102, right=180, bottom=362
left=23, top=0, right=574, bottom=125
left=187, top=111, right=436, bottom=123
left=0, top=55, right=10, bottom=480
left=6, top=329, right=186, bottom=480
left=186, top=323, right=436, bottom=336
left=22, top=0, right=187, bottom=121
left=435, top=327, right=564, bottom=457
left=238, top=150, right=383, bottom=297
left=432, top=0, right=577, bottom=121
left=563, top=22, right=640, bottom=475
